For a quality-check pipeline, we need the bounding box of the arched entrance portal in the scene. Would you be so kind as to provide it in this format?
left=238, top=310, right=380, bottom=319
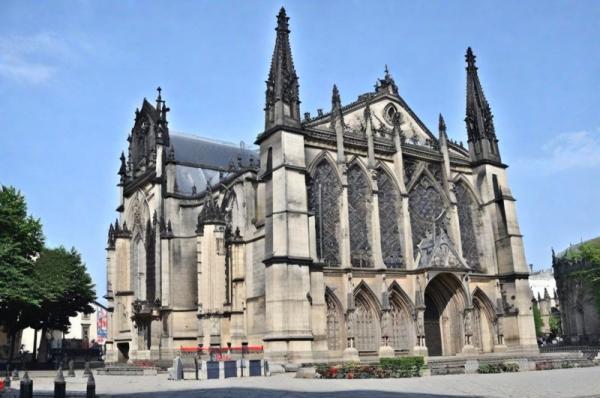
left=424, top=273, right=468, bottom=356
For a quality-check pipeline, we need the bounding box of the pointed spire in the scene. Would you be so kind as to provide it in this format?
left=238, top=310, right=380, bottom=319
left=329, top=84, right=344, bottom=128
left=438, top=113, right=447, bottom=138
left=264, top=7, right=301, bottom=130
left=465, top=47, right=500, bottom=163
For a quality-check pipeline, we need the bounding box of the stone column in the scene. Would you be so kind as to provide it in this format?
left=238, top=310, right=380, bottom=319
left=230, top=233, right=247, bottom=347
left=342, top=274, right=359, bottom=361
left=438, top=118, right=462, bottom=256
left=260, top=129, right=314, bottom=364
left=413, top=275, right=428, bottom=356
left=391, top=116, right=414, bottom=269
left=378, top=278, right=394, bottom=358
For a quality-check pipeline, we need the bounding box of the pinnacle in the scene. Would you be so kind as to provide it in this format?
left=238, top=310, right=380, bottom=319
left=276, top=7, right=289, bottom=32
left=438, top=113, right=447, bottom=134
left=466, top=47, right=477, bottom=69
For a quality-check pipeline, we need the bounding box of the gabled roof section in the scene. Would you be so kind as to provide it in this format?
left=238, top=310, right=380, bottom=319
left=169, top=133, right=258, bottom=170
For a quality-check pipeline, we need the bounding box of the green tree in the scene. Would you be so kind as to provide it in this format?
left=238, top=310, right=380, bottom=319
left=570, top=243, right=600, bottom=316
left=27, top=247, right=96, bottom=360
left=0, top=186, right=44, bottom=362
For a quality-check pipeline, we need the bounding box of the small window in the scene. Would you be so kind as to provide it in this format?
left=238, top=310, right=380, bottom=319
left=383, top=104, right=398, bottom=124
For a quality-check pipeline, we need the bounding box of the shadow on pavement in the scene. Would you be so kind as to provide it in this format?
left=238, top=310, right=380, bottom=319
left=108, top=388, right=480, bottom=398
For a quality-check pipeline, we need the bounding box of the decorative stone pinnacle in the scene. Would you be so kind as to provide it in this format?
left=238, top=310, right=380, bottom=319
left=466, top=47, right=477, bottom=70
left=276, top=7, right=289, bottom=33
left=438, top=113, right=447, bottom=136
left=332, top=84, right=340, bottom=105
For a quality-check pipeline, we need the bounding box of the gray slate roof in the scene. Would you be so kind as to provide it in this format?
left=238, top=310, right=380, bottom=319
left=170, top=133, right=257, bottom=170
left=169, top=133, right=258, bottom=195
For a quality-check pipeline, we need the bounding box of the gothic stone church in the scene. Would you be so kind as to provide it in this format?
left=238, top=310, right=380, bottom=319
left=104, top=8, right=537, bottom=364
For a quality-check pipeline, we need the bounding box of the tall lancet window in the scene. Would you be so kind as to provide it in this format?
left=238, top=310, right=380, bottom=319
left=455, top=182, right=481, bottom=269
left=408, top=174, right=445, bottom=252
left=132, top=235, right=146, bottom=300
left=145, top=220, right=156, bottom=301
left=309, top=159, right=341, bottom=266
left=348, top=164, right=371, bottom=267
left=377, top=169, right=403, bottom=268
left=325, top=292, right=343, bottom=351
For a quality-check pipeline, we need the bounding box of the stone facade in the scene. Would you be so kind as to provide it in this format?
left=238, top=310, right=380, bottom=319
left=553, top=252, right=600, bottom=344
left=104, top=8, right=537, bottom=365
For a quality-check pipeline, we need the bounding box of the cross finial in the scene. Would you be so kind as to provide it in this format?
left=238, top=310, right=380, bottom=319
left=384, top=64, right=390, bottom=76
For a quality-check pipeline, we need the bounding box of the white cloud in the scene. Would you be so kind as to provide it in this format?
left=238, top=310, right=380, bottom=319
left=0, top=33, right=89, bottom=84
left=516, top=129, right=600, bottom=174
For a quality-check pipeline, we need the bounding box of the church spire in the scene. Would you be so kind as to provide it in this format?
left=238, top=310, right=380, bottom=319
left=465, top=47, right=501, bottom=163
left=264, top=7, right=301, bottom=130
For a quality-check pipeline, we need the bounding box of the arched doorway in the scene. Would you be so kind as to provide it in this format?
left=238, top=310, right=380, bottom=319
left=424, top=273, right=467, bottom=356
left=424, top=294, right=442, bottom=356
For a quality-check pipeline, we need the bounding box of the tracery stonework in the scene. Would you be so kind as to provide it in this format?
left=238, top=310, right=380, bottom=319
left=309, top=160, right=341, bottom=266
left=409, top=175, right=445, bottom=252
left=348, top=165, right=372, bottom=267
left=455, top=182, right=481, bottom=269
left=326, top=294, right=342, bottom=350
left=377, top=169, right=403, bottom=268
left=390, top=297, right=412, bottom=351
left=105, top=8, right=536, bottom=364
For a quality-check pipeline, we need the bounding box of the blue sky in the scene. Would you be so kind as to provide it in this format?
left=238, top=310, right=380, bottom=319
left=1, top=1, right=599, bottom=299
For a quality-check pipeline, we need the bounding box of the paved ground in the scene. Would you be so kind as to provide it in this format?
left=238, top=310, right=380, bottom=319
left=4, top=366, right=600, bottom=398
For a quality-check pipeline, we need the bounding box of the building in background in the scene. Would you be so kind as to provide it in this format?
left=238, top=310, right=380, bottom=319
left=529, top=268, right=558, bottom=308
left=553, top=237, right=600, bottom=344
left=20, top=301, right=108, bottom=359
left=105, top=8, right=537, bottom=364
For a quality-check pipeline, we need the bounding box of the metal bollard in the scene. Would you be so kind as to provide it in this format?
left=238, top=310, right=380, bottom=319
left=54, top=367, right=66, bottom=398
left=12, top=368, right=19, bottom=381
left=83, top=361, right=91, bottom=377
left=86, top=372, right=96, bottom=398
left=67, top=360, right=76, bottom=377
left=19, top=371, right=32, bottom=398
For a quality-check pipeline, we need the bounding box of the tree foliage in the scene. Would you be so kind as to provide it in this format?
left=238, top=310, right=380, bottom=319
left=27, top=247, right=96, bottom=333
left=549, top=314, right=561, bottom=336
left=1, top=185, right=96, bottom=363
left=570, top=243, right=600, bottom=316
left=0, top=186, right=44, bottom=333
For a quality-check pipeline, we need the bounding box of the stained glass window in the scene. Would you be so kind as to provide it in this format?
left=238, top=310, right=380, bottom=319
left=348, top=165, right=371, bottom=267
left=308, top=160, right=341, bottom=266
left=408, top=175, right=445, bottom=252
left=377, top=170, right=403, bottom=268
left=455, top=182, right=480, bottom=269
